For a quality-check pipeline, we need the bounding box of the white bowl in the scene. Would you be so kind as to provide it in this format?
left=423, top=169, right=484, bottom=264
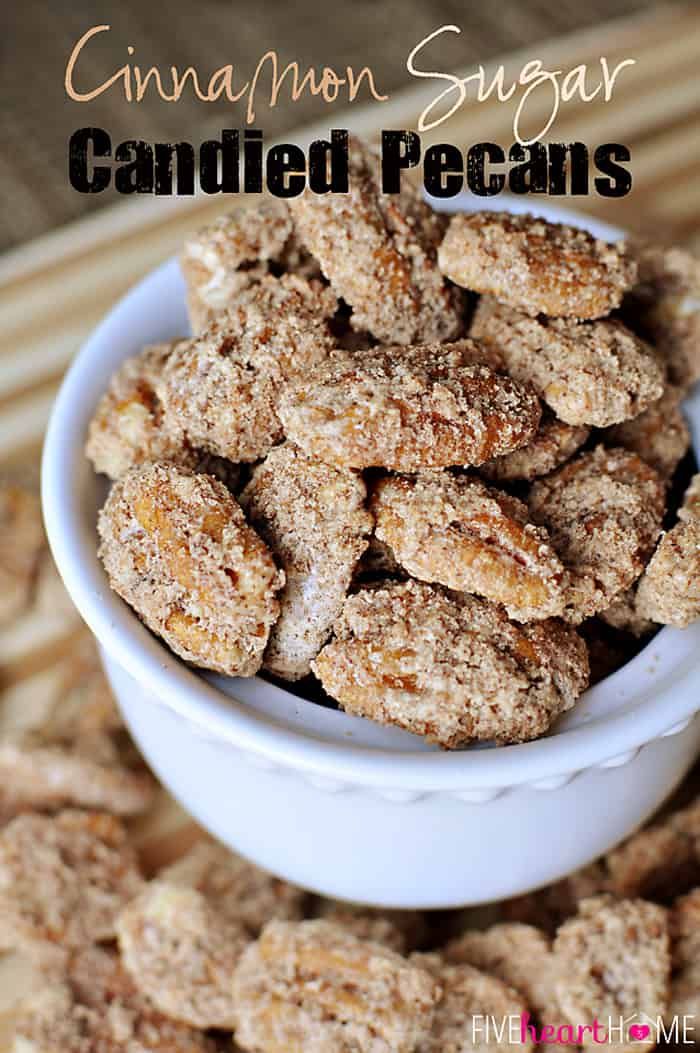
left=42, top=198, right=700, bottom=909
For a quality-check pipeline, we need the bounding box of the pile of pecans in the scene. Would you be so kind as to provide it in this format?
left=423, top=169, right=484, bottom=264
left=87, top=136, right=700, bottom=749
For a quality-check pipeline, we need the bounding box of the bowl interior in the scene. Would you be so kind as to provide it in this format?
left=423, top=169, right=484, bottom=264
left=42, top=194, right=700, bottom=780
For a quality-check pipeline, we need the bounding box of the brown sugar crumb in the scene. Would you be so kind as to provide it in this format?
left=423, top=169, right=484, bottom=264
left=116, top=882, right=248, bottom=1029
left=158, top=274, right=336, bottom=463
left=603, top=385, right=690, bottom=479
left=0, top=485, right=45, bottom=626
left=312, top=580, right=588, bottom=748
left=552, top=896, right=670, bottom=1053
left=182, top=199, right=301, bottom=331
left=0, top=810, right=143, bottom=951
left=623, top=241, right=700, bottom=390
left=290, top=136, right=463, bottom=344
left=240, top=443, right=372, bottom=680
left=160, top=839, right=306, bottom=937
left=279, top=342, right=541, bottom=472
left=445, top=923, right=566, bottom=1036
left=85, top=342, right=198, bottom=480
left=635, top=516, right=700, bottom=628
left=481, top=409, right=590, bottom=483
left=370, top=472, right=567, bottom=621
left=231, top=919, right=439, bottom=1053
left=529, top=446, right=665, bottom=624
left=668, top=889, right=700, bottom=1022
left=97, top=462, right=283, bottom=677
left=12, top=945, right=218, bottom=1052
left=439, top=211, right=636, bottom=319
left=413, top=951, right=534, bottom=1053
left=470, top=298, right=664, bottom=428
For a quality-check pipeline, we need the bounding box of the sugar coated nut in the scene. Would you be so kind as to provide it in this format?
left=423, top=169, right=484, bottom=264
left=97, top=462, right=283, bottom=676
left=117, top=882, right=248, bottom=1029
left=439, top=211, right=636, bottom=318
left=0, top=810, right=143, bottom=951
left=85, top=342, right=197, bottom=480
left=312, top=580, right=589, bottom=748
left=240, top=443, right=372, bottom=680
left=181, top=199, right=293, bottom=331
left=603, top=384, right=690, bottom=479
left=232, top=919, right=439, bottom=1053
left=529, top=446, right=665, bottom=623
left=11, top=945, right=218, bottom=1053
left=160, top=840, right=306, bottom=936
left=158, top=274, right=336, bottom=462
left=552, top=896, right=670, bottom=1053
left=371, top=472, right=567, bottom=621
left=635, top=517, right=700, bottom=628
left=480, top=409, right=590, bottom=483
left=290, top=136, right=463, bottom=344
left=413, top=952, right=534, bottom=1053
left=624, top=241, right=700, bottom=390
left=470, top=298, right=664, bottom=428
left=279, top=342, right=541, bottom=471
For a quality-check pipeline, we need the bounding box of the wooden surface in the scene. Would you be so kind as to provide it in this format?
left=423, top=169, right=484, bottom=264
left=0, top=3, right=699, bottom=1022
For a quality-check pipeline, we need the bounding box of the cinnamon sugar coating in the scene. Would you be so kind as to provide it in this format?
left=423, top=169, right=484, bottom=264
left=158, top=274, right=336, bottom=462
left=552, top=897, right=670, bottom=1053
left=11, top=945, right=217, bottom=1053
left=444, top=923, right=565, bottom=1036
left=290, top=137, right=462, bottom=344
left=0, top=485, right=45, bottom=626
left=603, top=384, right=690, bottom=478
left=181, top=199, right=319, bottom=332
left=371, top=472, right=567, bottom=621
left=635, top=516, right=700, bottom=628
left=231, top=919, right=439, bottom=1053
left=598, top=587, right=656, bottom=638
left=313, top=900, right=428, bottom=955
left=160, top=840, right=306, bottom=936
left=529, top=446, right=665, bottom=623
left=0, top=810, right=143, bottom=951
left=668, top=889, right=700, bottom=1022
left=279, top=342, right=541, bottom=471
left=240, top=443, right=371, bottom=679
left=86, top=342, right=196, bottom=480
left=624, top=241, right=700, bottom=390
left=413, top=952, right=534, bottom=1053
left=439, top=211, right=636, bottom=319
left=481, top=409, right=589, bottom=483
left=312, top=580, right=588, bottom=748
left=470, top=298, right=664, bottom=428
left=97, top=463, right=283, bottom=676
left=116, top=882, right=248, bottom=1029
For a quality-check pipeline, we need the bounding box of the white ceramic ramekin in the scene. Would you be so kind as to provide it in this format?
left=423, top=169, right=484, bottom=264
left=42, top=200, right=700, bottom=908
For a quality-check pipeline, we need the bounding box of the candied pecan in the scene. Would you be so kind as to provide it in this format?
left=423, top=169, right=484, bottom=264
left=312, top=580, right=588, bottom=748
left=470, top=298, right=664, bottom=428
left=481, top=409, right=589, bottom=483
left=439, top=211, right=635, bottom=318
left=98, top=462, right=283, bottom=676
left=290, top=136, right=463, bottom=344
left=279, top=342, right=541, bottom=471
left=240, top=443, right=371, bottom=679
left=371, top=472, right=567, bottom=621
